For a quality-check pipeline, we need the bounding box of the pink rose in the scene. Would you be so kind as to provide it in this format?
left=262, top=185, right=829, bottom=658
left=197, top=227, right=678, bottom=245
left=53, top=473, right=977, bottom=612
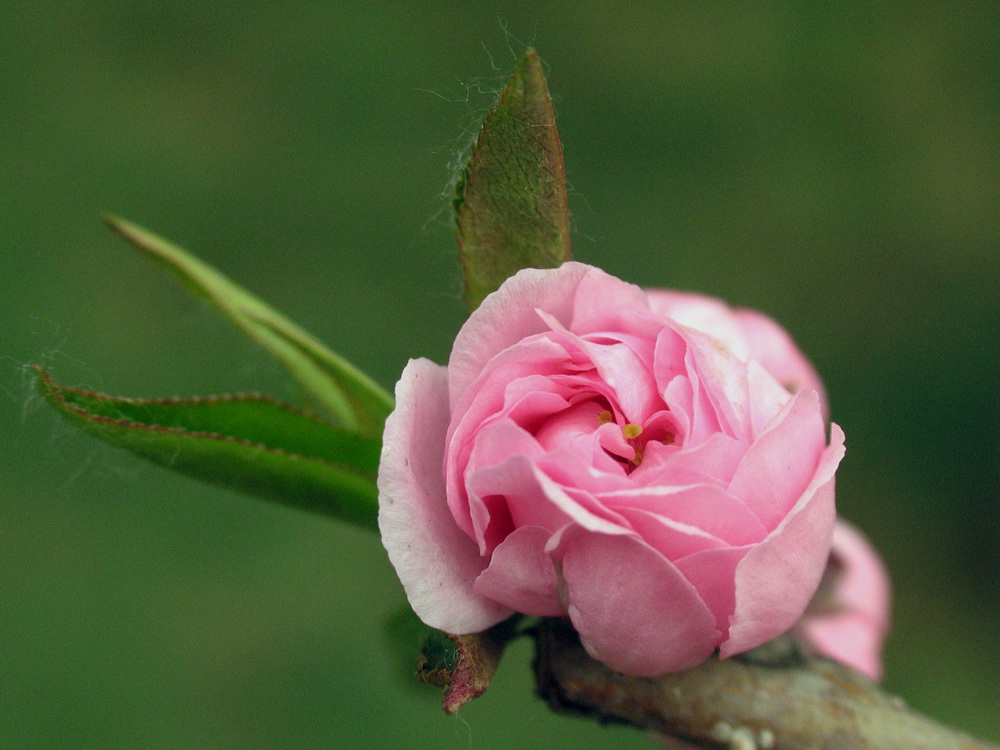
left=645, top=290, right=890, bottom=678
left=797, top=519, right=891, bottom=680
left=379, top=263, right=845, bottom=676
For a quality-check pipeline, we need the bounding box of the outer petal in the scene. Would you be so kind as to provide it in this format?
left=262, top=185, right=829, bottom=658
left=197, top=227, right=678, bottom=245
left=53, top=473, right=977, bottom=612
left=675, top=546, right=749, bottom=638
left=378, top=358, right=510, bottom=633
left=798, top=612, right=885, bottom=681
left=646, top=290, right=750, bottom=359
left=599, top=484, right=768, bottom=547
left=473, top=526, right=564, bottom=616
left=720, top=425, right=845, bottom=657
left=569, top=267, right=652, bottom=334
left=827, top=519, right=891, bottom=627
left=734, top=307, right=828, bottom=413
left=551, top=525, right=719, bottom=676
left=728, top=389, right=828, bottom=528
left=796, top=519, right=890, bottom=681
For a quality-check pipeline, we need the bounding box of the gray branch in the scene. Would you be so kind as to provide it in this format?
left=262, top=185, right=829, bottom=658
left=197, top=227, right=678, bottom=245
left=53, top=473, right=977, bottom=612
left=534, top=619, right=998, bottom=750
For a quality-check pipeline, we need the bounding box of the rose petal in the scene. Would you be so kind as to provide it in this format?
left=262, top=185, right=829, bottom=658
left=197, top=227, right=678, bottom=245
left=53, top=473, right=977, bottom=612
left=569, top=268, right=652, bottom=334
left=551, top=526, right=719, bottom=676
left=639, top=431, right=747, bottom=487
left=449, top=262, right=658, bottom=416
left=446, top=337, right=572, bottom=537
left=734, top=307, right=828, bottom=413
left=598, top=484, right=768, bottom=547
left=674, top=547, right=748, bottom=639
left=682, top=325, right=753, bottom=442
left=474, top=526, right=564, bottom=616
left=647, top=290, right=751, bottom=360
left=720, top=425, right=844, bottom=657
left=798, top=612, right=885, bottom=681
left=378, top=359, right=510, bottom=633
left=728, top=389, right=828, bottom=528
left=569, top=335, right=660, bottom=421
left=745, top=359, right=794, bottom=436
left=646, top=288, right=827, bottom=417
left=615, top=507, right=726, bottom=559
left=828, top=519, right=892, bottom=627
left=469, top=452, right=625, bottom=535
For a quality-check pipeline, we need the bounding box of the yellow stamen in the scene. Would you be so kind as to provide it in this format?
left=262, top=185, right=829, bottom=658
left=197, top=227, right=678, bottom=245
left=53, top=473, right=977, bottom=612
left=622, top=423, right=643, bottom=440
left=661, top=434, right=675, bottom=446
left=596, top=410, right=613, bottom=424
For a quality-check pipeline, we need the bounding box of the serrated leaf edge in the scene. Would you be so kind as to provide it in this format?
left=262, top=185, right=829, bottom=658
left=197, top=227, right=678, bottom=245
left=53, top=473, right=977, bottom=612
left=35, top=367, right=377, bottom=483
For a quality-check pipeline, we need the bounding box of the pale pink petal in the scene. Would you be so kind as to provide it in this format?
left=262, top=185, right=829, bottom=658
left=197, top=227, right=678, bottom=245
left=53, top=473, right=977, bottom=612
left=662, top=372, right=696, bottom=442
left=378, top=358, right=510, bottom=633
left=681, top=325, right=753, bottom=442
left=795, top=519, right=890, bottom=681
left=445, top=336, right=573, bottom=538
left=638, top=431, right=747, bottom=487
left=473, top=526, right=564, bottom=616
left=572, top=337, right=659, bottom=421
left=469, top=452, right=626, bottom=535
left=798, top=612, right=885, bottom=681
left=449, top=264, right=589, bottom=408
left=734, top=307, right=828, bottom=413
left=646, top=290, right=750, bottom=359
left=720, top=425, right=844, bottom=657
left=652, top=325, right=690, bottom=398
left=745, top=359, right=795, bottom=436
left=569, top=267, right=652, bottom=333
left=599, top=484, right=768, bottom=547
left=647, top=289, right=827, bottom=416
left=450, top=263, right=644, bottom=408
left=533, top=400, right=608, bottom=454
left=551, top=526, right=719, bottom=676
left=728, top=390, right=828, bottom=528
left=464, top=419, right=545, bottom=552
left=828, top=520, right=891, bottom=627
left=675, top=547, right=749, bottom=638
left=615, top=507, right=726, bottom=559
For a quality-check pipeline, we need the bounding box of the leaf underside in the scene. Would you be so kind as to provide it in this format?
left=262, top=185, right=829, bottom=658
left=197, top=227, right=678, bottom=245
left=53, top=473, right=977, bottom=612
left=36, top=367, right=380, bottom=530
left=455, top=49, right=571, bottom=311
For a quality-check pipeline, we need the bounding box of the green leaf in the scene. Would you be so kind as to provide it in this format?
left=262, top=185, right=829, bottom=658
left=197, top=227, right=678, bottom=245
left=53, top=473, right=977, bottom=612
left=455, top=49, right=571, bottom=311
left=36, top=367, right=380, bottom=531
left=102, top=215, right=394, bottom=437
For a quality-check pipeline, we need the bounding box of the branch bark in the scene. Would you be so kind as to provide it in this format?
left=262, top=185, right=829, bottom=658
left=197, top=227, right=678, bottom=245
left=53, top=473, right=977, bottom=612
left=534, top=618, right=997, bottom=750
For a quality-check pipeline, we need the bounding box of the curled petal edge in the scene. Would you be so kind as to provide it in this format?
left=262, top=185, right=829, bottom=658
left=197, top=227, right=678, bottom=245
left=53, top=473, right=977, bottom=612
left=721, top=424, right=845, bottom=657
left=551, top=525, right=719, bottom=676
left=378, top=358, right=510, bottom=634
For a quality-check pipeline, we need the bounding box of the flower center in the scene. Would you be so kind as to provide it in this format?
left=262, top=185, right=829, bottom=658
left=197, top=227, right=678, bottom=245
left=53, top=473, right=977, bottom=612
left=597, top=410, right=674, bottom=471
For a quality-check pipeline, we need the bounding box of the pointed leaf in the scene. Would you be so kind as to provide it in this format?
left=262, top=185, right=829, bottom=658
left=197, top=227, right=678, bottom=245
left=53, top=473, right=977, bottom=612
left=103, top=216, right=393, bottom=436
left=455, top=49, right=571, bottom=311
left=36, top=367, right=379, bottom=531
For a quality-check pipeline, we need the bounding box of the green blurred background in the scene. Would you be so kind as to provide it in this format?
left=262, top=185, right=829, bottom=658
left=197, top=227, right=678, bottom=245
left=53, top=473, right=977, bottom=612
left=3, top=2, right=997, bottom=747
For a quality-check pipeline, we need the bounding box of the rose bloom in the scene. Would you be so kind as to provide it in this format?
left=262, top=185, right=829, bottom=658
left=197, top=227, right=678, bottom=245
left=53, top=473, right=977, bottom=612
left=379, top=263, right=845, bottom=676
left=646, top=289, right=890, bottom=679
left=796, top=520, right=891, bottom=681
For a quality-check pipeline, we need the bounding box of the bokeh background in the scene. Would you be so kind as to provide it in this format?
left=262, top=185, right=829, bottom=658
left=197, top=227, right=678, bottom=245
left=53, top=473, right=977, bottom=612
left=3, top=2, right=997, bottom=747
